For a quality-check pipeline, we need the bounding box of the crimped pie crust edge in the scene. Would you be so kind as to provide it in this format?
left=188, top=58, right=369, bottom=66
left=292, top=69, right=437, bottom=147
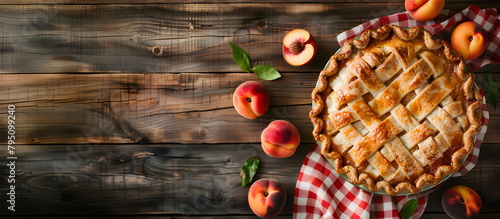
left=309, top=25, right=483, bottom=195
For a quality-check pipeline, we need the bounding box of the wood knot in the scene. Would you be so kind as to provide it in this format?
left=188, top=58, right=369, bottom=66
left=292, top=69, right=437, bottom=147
left=257, top=19, right=268, bottom=29
left=29, top=138, right=40, bottom=143
left=198, top=126, right=207, bottom=138
left=152, top=46, right=164, bottom=56
left=127, top=84, right=144, bottom=94
left=129, top=88, right=138, bottom=94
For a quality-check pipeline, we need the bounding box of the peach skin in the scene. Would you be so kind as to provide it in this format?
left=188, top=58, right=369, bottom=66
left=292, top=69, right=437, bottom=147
left=248, top=178, right=287, bottom=218
left=233, top=81, right=269, bottom=119
left=451, top=21, right=488, bottom=61
left=442, top=185, right=482, bottom=218
left=261, top=120, right=300, bottom=158
left=282, top=29, right=317, bottom=66
left=405, top=0, right=445, bottom=21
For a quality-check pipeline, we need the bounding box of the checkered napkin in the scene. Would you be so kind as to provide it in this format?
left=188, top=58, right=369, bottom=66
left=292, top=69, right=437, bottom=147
left=337, top=6, right=499, bottom=71
left=294, top=99, right=489, bottom=219
left=294, top=6, right=496, bottom=219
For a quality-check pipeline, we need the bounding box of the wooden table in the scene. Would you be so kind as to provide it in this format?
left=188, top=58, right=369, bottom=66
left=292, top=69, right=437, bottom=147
left=0, top=0, right=498, bottom=218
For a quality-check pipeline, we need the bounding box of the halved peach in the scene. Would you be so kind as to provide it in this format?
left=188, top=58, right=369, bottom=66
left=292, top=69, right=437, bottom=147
left=282, top=29, right=317, bottom=66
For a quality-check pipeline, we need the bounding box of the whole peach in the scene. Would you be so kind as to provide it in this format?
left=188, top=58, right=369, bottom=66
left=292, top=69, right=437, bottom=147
left=248, top=178, right=287, bottom=218
left=405, top=0, right=445, bottom=21
left=261, top=120, right=300, bottom=158
left=451, top=21, right=488, bottom=61
left=442, top=185, right=482, bottom=219
left=233, top=81, right=270, bottom=119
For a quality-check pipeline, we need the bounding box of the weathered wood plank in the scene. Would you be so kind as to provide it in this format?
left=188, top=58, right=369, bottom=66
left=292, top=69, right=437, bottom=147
left=0, top=3, right=497, bottom=74
left=1, top=217, right=292, bottom=219
left=0, top=1, right=497, bottom=218
left=0, top=143, right=312, bottom=215
left=0, top=73, right=498, bottom=144
left=484, top=105, right=500, bottom=144
left=0, top=0, right=497, bottom=4
left=1, top=143, right=499, bottom=215
left=0, top=73, right=317, bottom=144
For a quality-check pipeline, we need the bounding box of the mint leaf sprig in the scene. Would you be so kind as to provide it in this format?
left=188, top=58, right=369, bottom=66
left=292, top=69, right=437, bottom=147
left=229, top=42, right=281, bottom=81
left=482, top=72, right=498, bottom=109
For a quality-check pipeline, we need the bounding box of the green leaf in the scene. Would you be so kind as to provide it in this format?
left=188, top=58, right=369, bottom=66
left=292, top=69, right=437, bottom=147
left=240, top=156, right=260, bottom=187
left=482, top=72, right=499, bottom=109
left=400, top=199, right=419, bottom=219
left=229, top=42, right=281, bottom=80
left=229, top=42, right=252, bottom=73
left=252, top=65, right=281, bottom=81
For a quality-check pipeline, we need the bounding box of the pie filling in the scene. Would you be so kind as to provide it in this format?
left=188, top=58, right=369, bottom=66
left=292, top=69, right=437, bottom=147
left=310, top=25, right=483, bottom=195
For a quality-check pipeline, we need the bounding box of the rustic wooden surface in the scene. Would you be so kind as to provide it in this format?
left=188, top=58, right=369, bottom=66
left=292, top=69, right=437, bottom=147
left=0, top=0, right=499, bottom=218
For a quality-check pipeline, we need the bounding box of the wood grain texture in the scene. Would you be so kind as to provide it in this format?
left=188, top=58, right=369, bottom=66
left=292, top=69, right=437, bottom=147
left=0, top=1, right=498, bottom=217
left=0, top=73, right=497, bottom=145
left=484, top=105, right=500, bottom=144
left=0, top=0, right=497, bottom=4
left=0, top=143, right=312, bottom=215
left=0, top=3, right=497, bottom=74
left=1, top=142, right=500, bottom=215
left=0, top=73, right=317, bottom=144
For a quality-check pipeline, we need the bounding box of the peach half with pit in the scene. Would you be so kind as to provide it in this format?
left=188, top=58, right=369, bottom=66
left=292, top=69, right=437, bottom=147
left=261, top=120, right=300, bottom=158
left=282, top=29, right=317, bottom=66
left=248, top=178, right=287, bottom=218
left=233, top=81, right=270, bottom=119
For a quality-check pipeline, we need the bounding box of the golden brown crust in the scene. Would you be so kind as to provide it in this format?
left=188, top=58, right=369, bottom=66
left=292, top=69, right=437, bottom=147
left=310, top=25, right=483, bottom=195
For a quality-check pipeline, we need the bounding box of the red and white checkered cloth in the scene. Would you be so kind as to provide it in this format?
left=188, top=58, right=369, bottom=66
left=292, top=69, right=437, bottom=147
left=294, top=6, right=497, bottom=219
left=337, top=6, right=499, bottom=72
left=294, top=100, right=489, bottom=219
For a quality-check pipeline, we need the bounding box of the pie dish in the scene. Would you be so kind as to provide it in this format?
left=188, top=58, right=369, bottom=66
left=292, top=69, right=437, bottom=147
left=310, top=25, right=483, bottom=195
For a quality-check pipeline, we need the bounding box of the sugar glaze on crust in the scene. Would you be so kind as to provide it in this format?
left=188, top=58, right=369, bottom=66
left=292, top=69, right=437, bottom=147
left=310, top=25, right=483, bottom=195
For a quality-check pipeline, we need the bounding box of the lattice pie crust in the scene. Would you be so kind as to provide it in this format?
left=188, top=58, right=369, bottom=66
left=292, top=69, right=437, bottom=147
left=310, top=25, right=483, bottom=195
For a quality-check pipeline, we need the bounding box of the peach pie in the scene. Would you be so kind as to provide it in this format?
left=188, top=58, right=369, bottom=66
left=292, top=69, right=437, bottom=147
left=310, top=25, right=483, bottom=195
